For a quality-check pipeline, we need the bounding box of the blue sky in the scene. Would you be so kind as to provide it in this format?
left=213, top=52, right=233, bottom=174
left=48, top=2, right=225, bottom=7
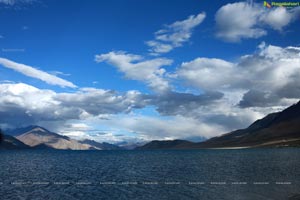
left=0, top=0, right=300, bottom=143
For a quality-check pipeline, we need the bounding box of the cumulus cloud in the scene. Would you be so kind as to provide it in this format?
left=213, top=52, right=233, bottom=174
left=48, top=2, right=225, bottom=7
left=261, top=6, right=300, bottom=31
left=146, top=12, right=206, bottom=54
left=215, top=2, right=300, bottom=42
left=151, top=91, right=223, bottom=116
left=177, top=43, right=300, bottom=109
left=238, top=90, right=279, bottom=108
left=0, top=83, right=147, bottom=129
left=95, top=51, right=173, bottom=92
left=215, top=2, right=266, bottom=42
left=0, top=58, right=77, bottom=88
left=178, top=58, right=237, bottom=90
left=237, top=44, right=300, bottom=107
left=55, top=88, right=148, bottom=115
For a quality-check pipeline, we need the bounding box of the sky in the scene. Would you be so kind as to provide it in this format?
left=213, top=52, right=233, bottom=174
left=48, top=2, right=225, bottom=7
left=0, top=0, right=300, bottom=143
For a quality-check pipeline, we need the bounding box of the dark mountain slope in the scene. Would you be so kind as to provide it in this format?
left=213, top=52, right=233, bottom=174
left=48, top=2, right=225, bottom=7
left=197, top=101, right=300, bottom=148
left=0, top=134, right=30, bottom=149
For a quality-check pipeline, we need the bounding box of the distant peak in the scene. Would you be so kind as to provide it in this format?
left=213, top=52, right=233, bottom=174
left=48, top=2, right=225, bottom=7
left=21, top=125, right=53, bottom=136
left=25, top=125, right=51, bottom=132
left=26, top=125, right=40, bottom=129
left=31, top=127, right=47, bottom=132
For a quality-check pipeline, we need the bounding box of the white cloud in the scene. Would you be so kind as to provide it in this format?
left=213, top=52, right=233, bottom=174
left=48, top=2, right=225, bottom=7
left=215, top=2, right=266, bottom=42
left=262, top=7, right=300, bottom=31
left=177, top=43, right=300, bottom=108
left=0, top=57, right=77, bottom=88
left=0, top=83, right=148, bottom=129
left=146, top=41, right=173, bottom=54
left=146, top=12, right=206, bottom=54
left=95, top=51, right=173, bottom=92
left=49, top=70, right=71, bottom=76
left=55, top=87, right=148, bottom=115
left=151, top=91, right=223, bottom=116
left=178, top=58, right=237, bottom=90
left=215, top=2, right=300, bottom=42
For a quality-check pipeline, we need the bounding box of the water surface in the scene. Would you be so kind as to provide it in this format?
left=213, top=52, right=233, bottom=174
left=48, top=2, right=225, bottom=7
left=0, top=149, right=299, bottom=200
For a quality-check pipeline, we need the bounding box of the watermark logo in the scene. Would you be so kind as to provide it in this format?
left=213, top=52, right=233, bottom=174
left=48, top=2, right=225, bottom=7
left=264, top=1, right=272, bottom=8
left=264, top=1, right=300, bottom=8
left=1, top=48, right=25, bottom=52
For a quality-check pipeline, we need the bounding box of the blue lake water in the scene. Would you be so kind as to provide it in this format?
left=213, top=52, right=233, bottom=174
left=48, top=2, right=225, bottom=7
left=0, top=148, right=300, bottom=200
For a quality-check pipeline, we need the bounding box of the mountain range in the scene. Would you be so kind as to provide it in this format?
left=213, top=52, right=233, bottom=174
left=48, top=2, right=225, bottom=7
left=0, top=126, right=121, bottom=150
left=1, top=101, right=300, bottom=150
left=138, top=101, right=300, bottom=149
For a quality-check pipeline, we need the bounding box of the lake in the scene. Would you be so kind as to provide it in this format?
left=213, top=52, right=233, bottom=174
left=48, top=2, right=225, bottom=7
left=0, top=148, right=299, bottom=200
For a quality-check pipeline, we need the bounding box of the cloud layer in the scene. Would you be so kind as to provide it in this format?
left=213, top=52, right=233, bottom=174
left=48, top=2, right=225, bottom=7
left=0, top=82, right=227, bottom=141
left=2, top=43, right=299, bottom=142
